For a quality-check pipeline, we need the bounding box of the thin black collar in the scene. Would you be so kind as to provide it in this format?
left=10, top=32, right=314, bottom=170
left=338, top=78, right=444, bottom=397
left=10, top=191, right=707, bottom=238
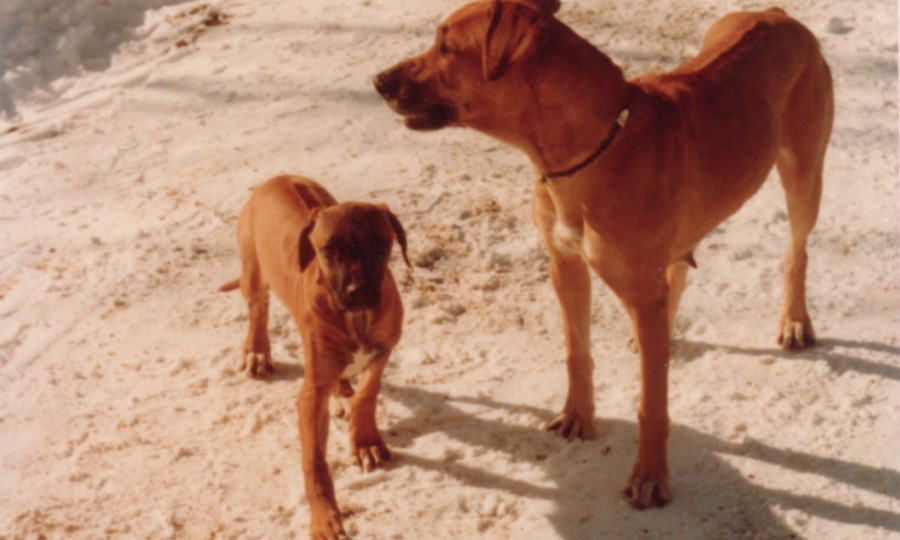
left=541, top=107, right=630, bottom=182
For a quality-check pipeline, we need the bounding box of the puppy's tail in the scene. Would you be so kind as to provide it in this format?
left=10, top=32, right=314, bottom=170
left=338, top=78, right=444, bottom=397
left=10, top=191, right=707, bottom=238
left=218, top=278, right=240, bottom=293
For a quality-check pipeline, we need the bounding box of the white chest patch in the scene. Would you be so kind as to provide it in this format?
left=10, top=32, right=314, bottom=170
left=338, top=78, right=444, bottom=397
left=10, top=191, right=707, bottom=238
left=343, top=348, right=377, bottom=379
left=552, top=219, right=583, bottom=257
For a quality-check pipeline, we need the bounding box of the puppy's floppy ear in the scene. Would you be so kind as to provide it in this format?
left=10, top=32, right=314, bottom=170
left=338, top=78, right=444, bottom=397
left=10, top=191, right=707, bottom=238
left=298, top=208, right=321, bottom=271
left=483, top=0, right=548, bottom=81
left=521, top=0, right=560, bottom=14
left=382, top=206, right=411, bottom=268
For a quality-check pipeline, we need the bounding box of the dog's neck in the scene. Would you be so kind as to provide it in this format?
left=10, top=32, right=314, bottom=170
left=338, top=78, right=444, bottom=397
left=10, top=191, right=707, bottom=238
left=487, top=20, right=632, bottom=177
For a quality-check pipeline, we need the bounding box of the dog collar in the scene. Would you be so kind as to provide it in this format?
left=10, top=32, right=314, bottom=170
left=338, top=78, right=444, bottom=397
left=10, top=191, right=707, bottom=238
left=541, top=107, right=630, bottom=182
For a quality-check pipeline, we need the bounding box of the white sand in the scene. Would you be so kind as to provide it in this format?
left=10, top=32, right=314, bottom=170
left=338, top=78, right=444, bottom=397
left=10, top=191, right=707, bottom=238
left=0, top=0, right=897, bottom=538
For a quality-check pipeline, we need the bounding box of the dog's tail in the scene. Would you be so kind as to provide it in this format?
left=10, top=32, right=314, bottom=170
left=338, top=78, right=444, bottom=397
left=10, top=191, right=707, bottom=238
left=218, top=278, right=240, bottom=293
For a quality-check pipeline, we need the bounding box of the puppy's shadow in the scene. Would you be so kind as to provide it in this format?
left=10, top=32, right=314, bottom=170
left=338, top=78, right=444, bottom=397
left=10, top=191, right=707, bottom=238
left=381, top=382, right=900, bottom=539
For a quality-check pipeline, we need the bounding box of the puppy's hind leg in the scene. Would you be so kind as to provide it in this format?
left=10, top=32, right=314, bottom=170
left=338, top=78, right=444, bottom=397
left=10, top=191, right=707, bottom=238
left=239, top=254, right=274, bottom=376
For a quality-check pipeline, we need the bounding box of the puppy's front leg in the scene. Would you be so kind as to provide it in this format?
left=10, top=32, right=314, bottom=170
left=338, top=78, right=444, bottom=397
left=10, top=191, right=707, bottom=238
left=297, top=377, right=346, bottom=540
left=348, top=353, right=391, bottom=472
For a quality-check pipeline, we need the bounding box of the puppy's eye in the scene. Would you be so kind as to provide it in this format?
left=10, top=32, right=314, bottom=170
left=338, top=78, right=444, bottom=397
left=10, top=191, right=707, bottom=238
left=323, top=243, right=340, bottom=257
left=439, top=41, right=451, bottom=56
left=368, top=246, right=390, bottom=260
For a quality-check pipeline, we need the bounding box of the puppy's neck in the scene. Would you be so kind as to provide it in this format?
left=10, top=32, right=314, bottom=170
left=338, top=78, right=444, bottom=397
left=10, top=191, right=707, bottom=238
left=344, top=309, right=375, bottom=349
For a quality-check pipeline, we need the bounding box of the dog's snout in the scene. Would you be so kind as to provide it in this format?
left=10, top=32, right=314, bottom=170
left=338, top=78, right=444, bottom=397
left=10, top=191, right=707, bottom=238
left=374, top=69, right=400, bottom=99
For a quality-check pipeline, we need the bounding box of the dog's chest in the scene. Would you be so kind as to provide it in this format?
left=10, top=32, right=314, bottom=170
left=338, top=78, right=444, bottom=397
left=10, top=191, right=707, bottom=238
left=553, top=219, right=583, bottom=254
left=552, top=216, right=610, bottom=269
left=343, top=348, right=378, bottom=378
left=342, top=310, right=378, bottom=378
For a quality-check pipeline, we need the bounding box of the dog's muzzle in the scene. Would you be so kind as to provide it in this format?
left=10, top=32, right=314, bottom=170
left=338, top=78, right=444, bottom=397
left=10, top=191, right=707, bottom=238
left=374, top=66, right=457, bottom=131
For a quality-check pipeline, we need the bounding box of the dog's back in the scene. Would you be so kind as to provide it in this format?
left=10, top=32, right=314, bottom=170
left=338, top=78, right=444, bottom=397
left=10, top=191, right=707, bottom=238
left=235, top=176, right=337, bottom=308
left=634, top=8, right=833, bottom=250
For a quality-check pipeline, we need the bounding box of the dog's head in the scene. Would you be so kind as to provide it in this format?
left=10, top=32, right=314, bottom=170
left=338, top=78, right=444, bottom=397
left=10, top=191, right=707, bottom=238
left=374, top=0, right=559, bottom=132
left=298, top=203, right=410, bottom=312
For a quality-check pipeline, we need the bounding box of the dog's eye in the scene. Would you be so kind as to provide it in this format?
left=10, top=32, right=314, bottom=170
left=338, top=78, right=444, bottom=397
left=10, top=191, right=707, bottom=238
left=439, top=41, right=451, bottom=56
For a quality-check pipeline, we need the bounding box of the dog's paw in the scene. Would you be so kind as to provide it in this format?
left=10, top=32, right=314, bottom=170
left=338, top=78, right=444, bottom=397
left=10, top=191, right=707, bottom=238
left=241, top=351, right=273, bottom=377
left=546, top=410, right=597, bottom=440
left=351, top=437, right=391, bottom=473
left=309, top=506, right=349, bottom=540
left=623, top=466, right=671, bottom=509
left=777, top=315, right=816, bottom=350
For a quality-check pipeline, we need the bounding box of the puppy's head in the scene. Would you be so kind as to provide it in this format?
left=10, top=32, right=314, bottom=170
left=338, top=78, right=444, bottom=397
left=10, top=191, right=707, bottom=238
left=373, top=0, right=559, bottom=131
left=298, top=203, right=409, bottom=312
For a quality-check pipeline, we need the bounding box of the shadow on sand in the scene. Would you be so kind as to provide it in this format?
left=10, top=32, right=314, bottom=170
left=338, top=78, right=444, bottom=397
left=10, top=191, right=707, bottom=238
left=378, top=351, right=899, bottom=539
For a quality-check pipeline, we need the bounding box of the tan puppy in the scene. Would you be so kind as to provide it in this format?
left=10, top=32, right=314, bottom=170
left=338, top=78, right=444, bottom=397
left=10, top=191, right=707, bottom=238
left=220, top=175, right=410, bottom=539
left=375, top=0, right=832, bottom=508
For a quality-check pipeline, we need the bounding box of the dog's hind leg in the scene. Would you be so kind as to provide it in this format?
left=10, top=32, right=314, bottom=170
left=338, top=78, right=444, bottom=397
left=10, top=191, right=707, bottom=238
left=774, top=56, right=833, bottom=350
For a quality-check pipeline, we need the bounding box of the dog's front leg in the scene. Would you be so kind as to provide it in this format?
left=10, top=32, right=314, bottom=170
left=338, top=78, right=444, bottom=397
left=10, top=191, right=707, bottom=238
left=348, top=353, right=391, bottom=472
left=624, top=298, right=672, bottom=509
left=297, top=378, right=347, bottom=540
left=545, top=253, right=597, bottom=440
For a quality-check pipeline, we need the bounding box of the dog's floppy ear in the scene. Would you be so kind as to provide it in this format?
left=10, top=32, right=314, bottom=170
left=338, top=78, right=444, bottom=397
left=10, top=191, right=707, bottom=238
left=382, top=206, right=411, bottom=268
left=483, top=0, right=549, bottom=81
left=298, top=208, right=321, bottom=271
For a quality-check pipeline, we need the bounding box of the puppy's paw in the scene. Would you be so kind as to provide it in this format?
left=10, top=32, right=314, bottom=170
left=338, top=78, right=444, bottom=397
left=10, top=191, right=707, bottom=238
left=623, top=465, right=671, bottom=509
left=777, top=315, right=816, bottom=350
left=309, top=506, right=348, bottom=540
left=241, top=351, right=273, bottom=378
left=331, top=380, right=355, bottom=419
left=351, top=437, right=391, bottom=473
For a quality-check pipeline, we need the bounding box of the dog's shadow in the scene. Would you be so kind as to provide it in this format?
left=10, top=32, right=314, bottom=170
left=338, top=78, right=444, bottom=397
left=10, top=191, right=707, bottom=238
left=675, top=337, right=900, bottom=381
left=377, top=338, right=900, bottom=539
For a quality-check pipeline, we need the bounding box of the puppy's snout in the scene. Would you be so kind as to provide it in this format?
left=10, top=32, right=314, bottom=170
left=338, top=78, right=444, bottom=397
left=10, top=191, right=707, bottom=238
left=346, top=281, right=363, bottom=297
left=345, top=283, right=380, bottom=311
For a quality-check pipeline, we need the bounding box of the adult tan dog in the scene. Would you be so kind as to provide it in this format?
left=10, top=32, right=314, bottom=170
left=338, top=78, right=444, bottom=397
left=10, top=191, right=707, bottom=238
left=374, top=0, right=832, bottom=508
left=220, top=175, right=409, bottom=539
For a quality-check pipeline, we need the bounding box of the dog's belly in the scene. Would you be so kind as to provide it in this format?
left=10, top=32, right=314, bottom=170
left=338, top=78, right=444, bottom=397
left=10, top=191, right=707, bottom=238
left=343, top=348, right=377, bottom=379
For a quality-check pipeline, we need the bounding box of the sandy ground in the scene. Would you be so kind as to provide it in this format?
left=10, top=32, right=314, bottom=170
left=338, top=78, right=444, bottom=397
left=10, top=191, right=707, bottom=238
left=0, top=0, right=898, bottom=538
